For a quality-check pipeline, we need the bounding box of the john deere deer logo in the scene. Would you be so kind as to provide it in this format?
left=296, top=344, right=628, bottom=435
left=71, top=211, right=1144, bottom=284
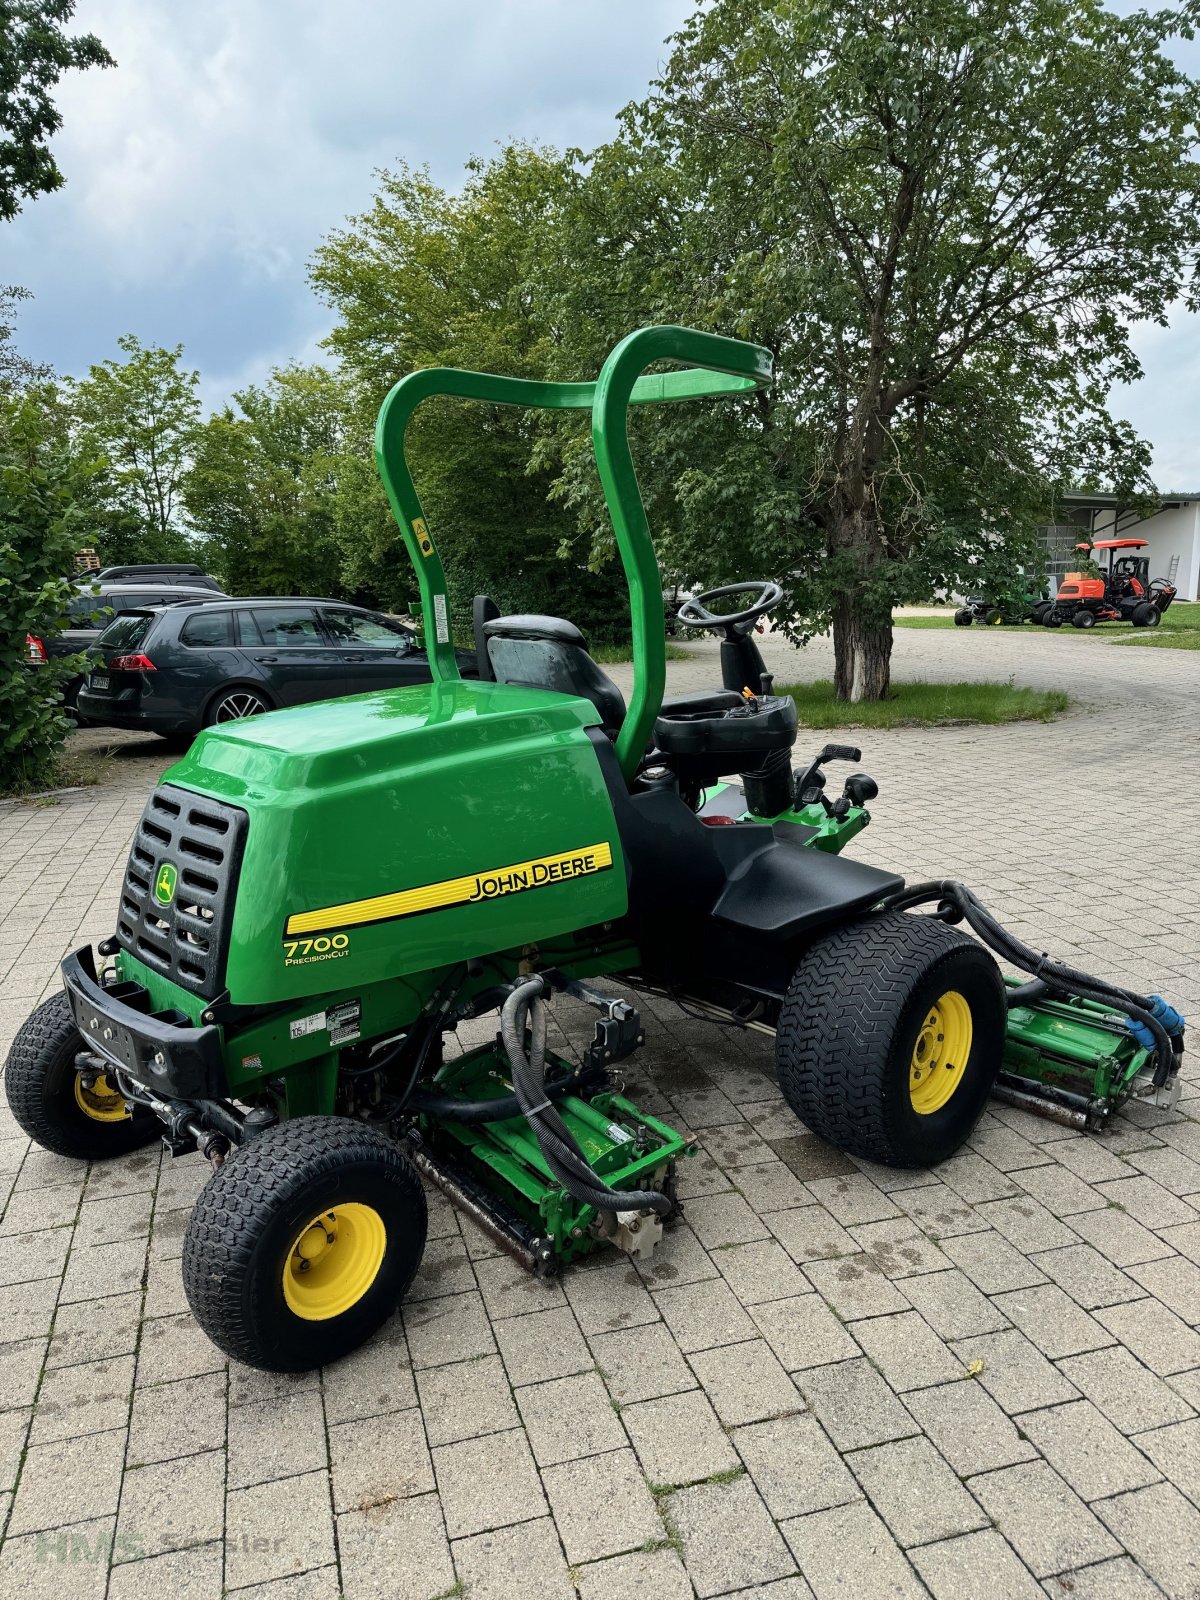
left=154, top=862, right=178, bottom=906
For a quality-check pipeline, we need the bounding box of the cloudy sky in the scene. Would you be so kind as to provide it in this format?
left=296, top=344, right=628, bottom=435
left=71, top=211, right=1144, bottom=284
left=7, top=0, right=1199, bottom=486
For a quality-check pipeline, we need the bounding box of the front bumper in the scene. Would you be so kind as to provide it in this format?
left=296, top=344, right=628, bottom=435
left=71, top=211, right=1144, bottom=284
left=62, top=946, right=227, bottom=1101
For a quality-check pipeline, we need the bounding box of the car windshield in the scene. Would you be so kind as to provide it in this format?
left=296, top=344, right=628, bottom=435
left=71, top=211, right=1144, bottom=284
left=321, top=608, right=412, bottom=648
left=97, top=613, right=152, bottom=651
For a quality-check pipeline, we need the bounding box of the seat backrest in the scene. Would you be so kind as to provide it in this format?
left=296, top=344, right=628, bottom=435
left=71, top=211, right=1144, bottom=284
left=483, top=614, right=627, bottom=736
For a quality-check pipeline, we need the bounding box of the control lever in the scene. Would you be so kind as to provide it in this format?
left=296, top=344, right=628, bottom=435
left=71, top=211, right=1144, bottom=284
left=793, top=743, right=864, bottom=813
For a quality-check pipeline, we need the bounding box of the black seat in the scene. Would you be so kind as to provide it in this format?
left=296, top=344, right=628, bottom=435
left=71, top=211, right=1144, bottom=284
left=483, top=614, right=627, bottom=737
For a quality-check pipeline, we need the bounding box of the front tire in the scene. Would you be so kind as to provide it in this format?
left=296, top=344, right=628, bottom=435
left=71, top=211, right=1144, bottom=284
left=1072, top=609, right=1097, bottom=629
left=4, top=992, right=161, bottom=1159
left=1043, top=610, right=1063, bottom=627
left=775, top=912, right=1005, bottom=1167
left=953, top=609, right=972, bottom=626
left=182, top=1117, right=427, bottom=1372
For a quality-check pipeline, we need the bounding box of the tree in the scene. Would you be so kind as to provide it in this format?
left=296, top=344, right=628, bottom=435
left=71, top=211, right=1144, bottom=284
left=0, top=284, right=51, bottom=386
left=184, top=364, right=349, bottom=597
left=310, top=146, right=631, bottom=631
left=543, top=0, right=1200, bottom=698
left=0, top=390, right=96, bottom=790
left=0, top=0, right=114, bottom=221
left=70, top=335, right=200, bottom=563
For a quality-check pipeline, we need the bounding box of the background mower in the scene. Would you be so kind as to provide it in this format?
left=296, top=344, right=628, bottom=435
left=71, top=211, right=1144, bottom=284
left=1045, top=537, right=1177, bottom=629
left=4, top=326, right=1186, bottom=1373
left=953, top=576, right=1050, bottom=627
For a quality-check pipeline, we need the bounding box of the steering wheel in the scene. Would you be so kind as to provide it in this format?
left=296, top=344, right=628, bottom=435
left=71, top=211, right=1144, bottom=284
left=677, top=581, right=783, bottom=635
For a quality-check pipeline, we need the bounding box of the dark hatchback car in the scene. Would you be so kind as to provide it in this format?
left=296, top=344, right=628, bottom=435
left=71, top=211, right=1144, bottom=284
left=76, top=597, right=476, bottom=736
left=26, top=582, right=226, bottom=717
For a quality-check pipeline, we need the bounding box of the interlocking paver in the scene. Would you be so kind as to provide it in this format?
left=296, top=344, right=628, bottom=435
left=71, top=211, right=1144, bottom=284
left=846, top=1436, right=987, bottom=1547
left=433, top=1426, right=546, bottom=1538
left=782, top=1500, right=924, bottom=1600
left=542, top=1448, right=663, bottom=1562
left=905, top=1379, right=1037, bottom=1476
left=1020, top=1399, right=1162, bottom=1499
left=733, top=1412, right=859, bottom=1519
left=669, top=1475, right=797, bottom=1598
left=969, top=1460, right=1121, bottom=1577
left=7, top=634, right=1200, bottom=1596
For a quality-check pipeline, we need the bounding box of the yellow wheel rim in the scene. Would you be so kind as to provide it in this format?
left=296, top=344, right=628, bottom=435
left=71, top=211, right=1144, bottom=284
left=909, top=990, right=973, bottom=1115
left=282, top=1203, right=387, bottom=1322
left=74, top=1072, right=130, bottom=1123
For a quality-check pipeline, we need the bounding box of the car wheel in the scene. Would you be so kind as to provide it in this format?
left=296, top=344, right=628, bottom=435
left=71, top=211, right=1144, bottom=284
left=207, top=688, right=272, bottom=725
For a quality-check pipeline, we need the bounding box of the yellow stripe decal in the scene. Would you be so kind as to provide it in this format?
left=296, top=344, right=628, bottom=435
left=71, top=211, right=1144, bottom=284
left=285, top=842, right=614, bottom=938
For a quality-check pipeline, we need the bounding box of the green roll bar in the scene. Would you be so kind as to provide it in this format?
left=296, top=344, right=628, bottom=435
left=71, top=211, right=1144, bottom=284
left=374, top=324, right=773, bottom=782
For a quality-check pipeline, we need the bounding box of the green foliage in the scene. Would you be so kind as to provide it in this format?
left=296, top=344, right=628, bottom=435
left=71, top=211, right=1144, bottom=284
left=310, top=147, right=632, bottom=636
left=536, top=0, right=1200, bottom=697
left=0, top=284, right=50, bottom=386
left=0, top=0, right=114, bottom=220
left=0, top=391, right=94, bottom=791
left=184, top=364, right=348, bottom=597
left=69, top=335, right=200, bottom=564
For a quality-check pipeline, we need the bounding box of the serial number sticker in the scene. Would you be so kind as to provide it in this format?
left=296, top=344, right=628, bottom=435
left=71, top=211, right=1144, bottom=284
left=433, top=592, right=450, bottom=645
left=606, top=1122, right=633, bottom=1145
left=289, top=1011, right=327, bottom=1041
left=284, top=933, right=351, bottom=967
left=328, top=999, right=362, bottom=1046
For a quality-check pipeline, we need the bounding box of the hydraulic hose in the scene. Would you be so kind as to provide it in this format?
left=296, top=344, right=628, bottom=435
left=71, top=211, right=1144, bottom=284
left=405, top=1064, right=599, bottom=1125
left=877, top=881, right=1183, bottom=1089
left=500, top=977, right=671, bottom=1218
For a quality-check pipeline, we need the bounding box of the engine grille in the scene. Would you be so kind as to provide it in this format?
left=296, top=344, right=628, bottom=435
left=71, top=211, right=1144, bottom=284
left=115, top=784, right=248, bottom=1000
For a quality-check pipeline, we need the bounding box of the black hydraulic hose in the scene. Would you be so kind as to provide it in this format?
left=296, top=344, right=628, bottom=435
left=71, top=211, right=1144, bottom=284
left=406, top=1066, right=596, bottom=1125
left=501, top=978, right=671, bottom=1218
left=877, top=880, right=1180, bottom=1088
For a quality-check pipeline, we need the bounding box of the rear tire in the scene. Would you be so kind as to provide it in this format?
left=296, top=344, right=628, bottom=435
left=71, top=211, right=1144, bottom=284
left=206, top=687, right=272, bottom=726
left=182, top=1117, right=427, bottom=1371
left=775, top=912, right=1005, bottom=1167
left=4, top=992, right=161, bottom=1160
left=1072, top=610, right=1097, bottom=629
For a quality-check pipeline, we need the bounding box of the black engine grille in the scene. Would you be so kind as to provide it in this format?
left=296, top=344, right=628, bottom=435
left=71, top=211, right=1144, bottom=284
left=115, top=784, right=248, bottom=1000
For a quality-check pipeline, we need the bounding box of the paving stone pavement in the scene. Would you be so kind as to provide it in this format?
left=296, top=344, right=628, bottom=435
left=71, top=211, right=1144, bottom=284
left=1, top=621, right=1199, bottom=1599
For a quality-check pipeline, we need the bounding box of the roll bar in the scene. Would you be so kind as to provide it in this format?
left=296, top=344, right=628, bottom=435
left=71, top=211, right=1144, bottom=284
left=374, top=325, right=773, bottom=781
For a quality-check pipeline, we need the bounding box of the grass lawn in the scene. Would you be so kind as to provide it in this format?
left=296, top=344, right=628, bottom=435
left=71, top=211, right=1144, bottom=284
left=774, top=677, right=1070, bottom=728
left=895, top=604, right=1200, bottom=648
left=592, top=640, right=692, bottom=663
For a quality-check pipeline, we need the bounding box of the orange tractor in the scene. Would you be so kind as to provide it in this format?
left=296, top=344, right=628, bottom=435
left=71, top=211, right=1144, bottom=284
left=1044, top=538, right=1177, bottom=629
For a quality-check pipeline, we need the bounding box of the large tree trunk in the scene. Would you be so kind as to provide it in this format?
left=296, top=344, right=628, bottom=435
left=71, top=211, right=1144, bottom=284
left=830, top=502, right=893, bottom=702
left=832, top=591, right=893, bottom=701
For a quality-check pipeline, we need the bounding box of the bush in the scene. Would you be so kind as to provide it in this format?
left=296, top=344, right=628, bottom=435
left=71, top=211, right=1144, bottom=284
left=0, top=395, right=92, bottom=793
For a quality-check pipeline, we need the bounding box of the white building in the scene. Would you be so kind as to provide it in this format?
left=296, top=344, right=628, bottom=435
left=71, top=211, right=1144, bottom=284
left=1042, top=493, right=1200, bottom=599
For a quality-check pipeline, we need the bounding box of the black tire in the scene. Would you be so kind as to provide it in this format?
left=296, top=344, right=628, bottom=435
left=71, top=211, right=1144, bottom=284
left=984, top=608, right=1003, bottom=626
left=953, top=609, right=972, bottom=626
left=1137, top=605, right=1161, bottom=629
left=182, top=1117, right=427, bottom=1372
left=1072, top=609, right=1097, bottom=629
left=205, top=686, right=273, bottom=726
left=775, top=911, right=1005, bottom=1167
left=4, top=992, right=161, bottom=1160
left=1031, top=602, right=1052, bottom=625
left=1043, top=610, right=1063, bottom=627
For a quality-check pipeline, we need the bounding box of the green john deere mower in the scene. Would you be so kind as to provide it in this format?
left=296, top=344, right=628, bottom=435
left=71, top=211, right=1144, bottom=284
left=5, top=326, right=1185, bottom=1371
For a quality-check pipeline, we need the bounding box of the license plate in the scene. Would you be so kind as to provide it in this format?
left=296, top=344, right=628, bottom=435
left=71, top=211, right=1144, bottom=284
left=91, top=673, right=110, bottom=689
